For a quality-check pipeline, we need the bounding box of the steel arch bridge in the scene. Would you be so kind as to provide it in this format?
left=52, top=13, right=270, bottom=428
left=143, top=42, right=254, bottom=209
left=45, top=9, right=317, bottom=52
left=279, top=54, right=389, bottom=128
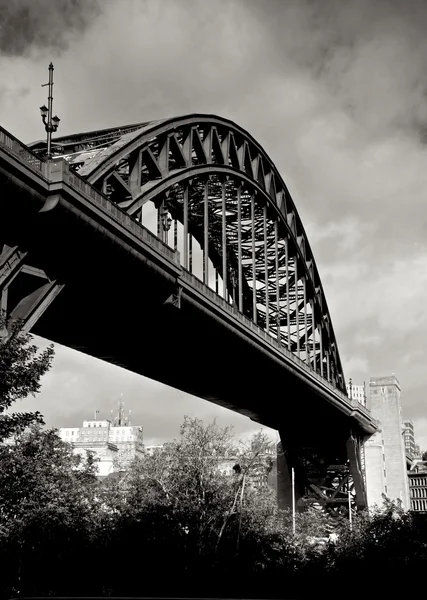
left=30, top=114, right=345, bottom=393
left=0, top=114, right=374, bottom=514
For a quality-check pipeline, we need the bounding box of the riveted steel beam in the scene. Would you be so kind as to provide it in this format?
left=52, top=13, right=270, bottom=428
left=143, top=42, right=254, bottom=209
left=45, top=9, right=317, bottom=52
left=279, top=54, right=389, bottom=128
left=0, top=244, right=64, bottom=343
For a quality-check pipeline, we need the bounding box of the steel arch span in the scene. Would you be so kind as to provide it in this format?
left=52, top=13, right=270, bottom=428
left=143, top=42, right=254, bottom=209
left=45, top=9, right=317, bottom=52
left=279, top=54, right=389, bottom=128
left=34, top=114, right=346, bottom=394
left=3, top=114, right=371, bottom=514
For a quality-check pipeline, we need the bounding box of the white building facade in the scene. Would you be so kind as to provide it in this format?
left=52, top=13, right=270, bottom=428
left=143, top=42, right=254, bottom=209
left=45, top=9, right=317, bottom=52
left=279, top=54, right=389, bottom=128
left=346, top=381, right=367, bottom=407
left=59, top=410, right=144, bottom=476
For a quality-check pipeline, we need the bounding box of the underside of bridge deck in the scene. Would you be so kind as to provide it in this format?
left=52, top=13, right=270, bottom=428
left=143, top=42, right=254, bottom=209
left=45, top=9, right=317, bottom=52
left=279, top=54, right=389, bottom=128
left=1, top=190, right=367, bottom=511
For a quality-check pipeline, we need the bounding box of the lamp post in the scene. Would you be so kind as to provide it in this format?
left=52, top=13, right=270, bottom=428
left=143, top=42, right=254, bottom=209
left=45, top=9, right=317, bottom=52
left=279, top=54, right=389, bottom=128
left=291, top=466, right=296, bottom=535
left=40, top=62, right=60, bottom=160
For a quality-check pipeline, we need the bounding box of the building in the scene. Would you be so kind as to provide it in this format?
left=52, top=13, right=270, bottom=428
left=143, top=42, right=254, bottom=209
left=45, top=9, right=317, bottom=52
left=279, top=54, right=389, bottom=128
left=364, top=375, right=410, bottom=510
left=408, top=471, right=427, bottom=512
left=364, top=427, right=388, bottom=508
left=346, top=380, right=367, bottom=407
left=249, top=446, right=276, bottom=488
left=59, top=402, right=144, bottom=475
left=71, top=440, right=119, bottom=477
left=403, top=420, right=416, bottom=459
left=59, top=419, right=118, bottom=477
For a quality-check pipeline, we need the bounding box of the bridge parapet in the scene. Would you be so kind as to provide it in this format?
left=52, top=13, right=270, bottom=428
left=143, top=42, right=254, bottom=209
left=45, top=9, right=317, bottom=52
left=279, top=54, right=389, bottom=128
left=52, top=159, right=180, bottom=266
left=0, top=126, right=46, bottom=176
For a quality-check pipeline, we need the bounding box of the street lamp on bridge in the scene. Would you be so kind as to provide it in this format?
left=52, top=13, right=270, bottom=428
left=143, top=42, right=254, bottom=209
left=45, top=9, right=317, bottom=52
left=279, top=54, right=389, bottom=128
left=40, top=62, right=60, bottom=160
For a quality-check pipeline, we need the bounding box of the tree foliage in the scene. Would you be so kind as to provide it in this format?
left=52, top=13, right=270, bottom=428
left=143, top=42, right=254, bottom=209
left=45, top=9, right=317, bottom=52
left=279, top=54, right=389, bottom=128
left=0, top=426, right=99, bottom=598
left=0, top=314, right=54, bottom=441
left=1, top=409, right=426, bottom=599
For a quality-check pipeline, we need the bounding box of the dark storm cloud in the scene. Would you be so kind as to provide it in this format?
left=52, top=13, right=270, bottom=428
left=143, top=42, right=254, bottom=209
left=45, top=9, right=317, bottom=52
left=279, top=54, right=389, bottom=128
left=237, top=0, right=427, bottom=255
left=0, top=0, right=103, bottom=57
left=243, top=0, right=427, bottom=137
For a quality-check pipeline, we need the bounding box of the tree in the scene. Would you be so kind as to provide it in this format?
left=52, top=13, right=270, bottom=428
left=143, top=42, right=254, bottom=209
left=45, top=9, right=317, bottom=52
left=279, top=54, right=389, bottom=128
left=0, top=425, right=98, bottom=522
left=422, top=450, right=427, bottom=461
left=315, top=497, right=427, bottom=596
left=120, top=417, right=239, bottom=548
left=0, top=426, right=100, bottom=599
left=124, top=418, right=279, bottom=558
left=217, top=429, right=275, bottom=552
left=0, top=314, right=54, bottom=441
left=98, top=418, right=298, bottom=597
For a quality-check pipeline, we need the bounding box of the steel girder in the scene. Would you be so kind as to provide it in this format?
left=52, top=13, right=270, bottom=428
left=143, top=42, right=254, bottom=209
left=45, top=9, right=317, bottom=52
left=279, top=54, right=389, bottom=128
left=43, top=115, right=345, bottom=392
left=278, top=431, right=367, bottom=514
left=0, top=244, right=64, bottom=341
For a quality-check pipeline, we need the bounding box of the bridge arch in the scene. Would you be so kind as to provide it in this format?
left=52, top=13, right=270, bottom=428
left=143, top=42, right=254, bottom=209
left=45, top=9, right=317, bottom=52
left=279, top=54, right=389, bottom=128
left=54, top=114, right=345, bottom=392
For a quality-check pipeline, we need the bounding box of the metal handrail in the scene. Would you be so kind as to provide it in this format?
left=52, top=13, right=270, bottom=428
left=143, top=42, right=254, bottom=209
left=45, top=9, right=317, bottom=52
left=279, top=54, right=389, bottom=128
left=180, top=268, right=368, bottom=414
left=0, top=126, right=45, bottom=174
left=62, top=161, right=179, bottom=264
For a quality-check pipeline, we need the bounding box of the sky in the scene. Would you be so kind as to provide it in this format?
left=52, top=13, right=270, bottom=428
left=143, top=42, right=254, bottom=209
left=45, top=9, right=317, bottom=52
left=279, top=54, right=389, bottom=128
left=1, top=0, right=427, bottom=447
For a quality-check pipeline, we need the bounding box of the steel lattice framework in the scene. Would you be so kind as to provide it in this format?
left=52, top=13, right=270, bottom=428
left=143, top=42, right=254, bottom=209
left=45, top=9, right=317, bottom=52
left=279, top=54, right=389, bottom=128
left=35, top=114, right=346, bottom=394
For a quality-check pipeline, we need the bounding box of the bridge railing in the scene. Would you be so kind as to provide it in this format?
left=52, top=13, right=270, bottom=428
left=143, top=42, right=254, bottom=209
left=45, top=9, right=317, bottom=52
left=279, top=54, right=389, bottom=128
left=181, top=268, right=368, bottom=413
left=0, top=126, right=46, bottom=175
left=59, top=161, right=180, bottom=266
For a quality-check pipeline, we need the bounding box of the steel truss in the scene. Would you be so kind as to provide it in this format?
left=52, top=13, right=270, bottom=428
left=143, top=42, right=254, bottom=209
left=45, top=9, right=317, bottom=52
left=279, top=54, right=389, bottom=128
left=27, top=114, right=368, bottom=510
left=278, top=432, right=367, bottom=514
left=0, top=244, right=63, bottom=341
left=53, top=115, right=345, bottom=392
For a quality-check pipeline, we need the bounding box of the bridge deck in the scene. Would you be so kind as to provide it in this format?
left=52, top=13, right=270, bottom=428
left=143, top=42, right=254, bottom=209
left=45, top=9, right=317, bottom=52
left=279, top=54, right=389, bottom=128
left=0, top=125, right=377, bottom=439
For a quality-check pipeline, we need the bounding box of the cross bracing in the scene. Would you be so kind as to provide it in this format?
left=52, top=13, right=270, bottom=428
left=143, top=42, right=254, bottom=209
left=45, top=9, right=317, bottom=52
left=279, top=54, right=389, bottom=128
left=45, top=114, right=345, bottom=393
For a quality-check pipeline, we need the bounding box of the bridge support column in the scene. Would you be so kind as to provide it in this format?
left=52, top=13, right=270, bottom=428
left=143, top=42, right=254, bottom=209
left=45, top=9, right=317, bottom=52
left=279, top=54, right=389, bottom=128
left=277, top=428, right=367, bottom=515
left=276, top=440, right=303, bottom=512
left=346, top=433, right=367, bottom=509
left=0, top=243, right=64, bottom=342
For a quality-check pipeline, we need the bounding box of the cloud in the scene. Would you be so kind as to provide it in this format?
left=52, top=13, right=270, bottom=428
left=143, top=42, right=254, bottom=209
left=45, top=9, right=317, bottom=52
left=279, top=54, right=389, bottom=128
left=306, top=216, right=375, bottom=260
left=341, top=356, right=369, bottom=379
left=354, top=333, right=382, bottom=348
left=0, top=0, right=103, bottom=57
left=326, top=254, right=427, bottom=337
left=0, top=83, right=30, bottom=103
